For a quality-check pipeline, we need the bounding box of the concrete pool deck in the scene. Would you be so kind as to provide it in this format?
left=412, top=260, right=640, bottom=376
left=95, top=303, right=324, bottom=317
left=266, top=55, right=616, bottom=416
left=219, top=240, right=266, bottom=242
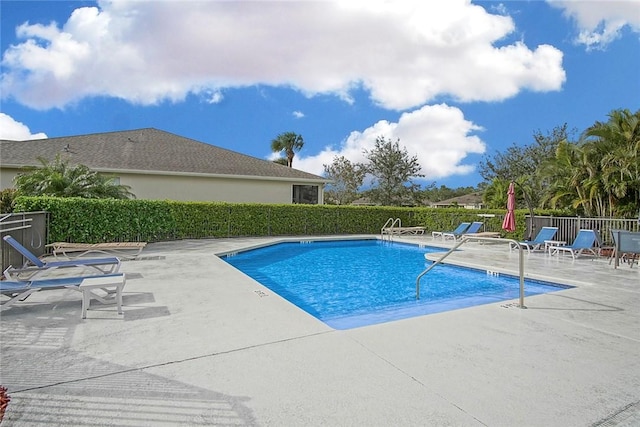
left=1, top=235, right=639, bottom=426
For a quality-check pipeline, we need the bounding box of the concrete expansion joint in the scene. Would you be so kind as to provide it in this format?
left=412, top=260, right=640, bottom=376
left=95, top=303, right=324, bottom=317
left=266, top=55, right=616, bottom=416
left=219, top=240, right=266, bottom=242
left=591, top=400, right=640, bottom=427
left=7, top=330, right=335, bottom=395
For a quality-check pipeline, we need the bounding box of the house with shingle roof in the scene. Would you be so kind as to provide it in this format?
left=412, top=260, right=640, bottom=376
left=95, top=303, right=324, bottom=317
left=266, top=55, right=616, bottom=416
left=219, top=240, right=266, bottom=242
left=429, top=192, right=485, bottom=209
left=0, top=128, right=328, bottom=204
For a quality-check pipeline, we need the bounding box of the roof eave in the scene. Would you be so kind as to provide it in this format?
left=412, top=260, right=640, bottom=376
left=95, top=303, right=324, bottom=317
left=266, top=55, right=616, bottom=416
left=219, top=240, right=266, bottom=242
left=1, top=163, right=328, bottom=183
left=99, top=167, right=329, bottom=184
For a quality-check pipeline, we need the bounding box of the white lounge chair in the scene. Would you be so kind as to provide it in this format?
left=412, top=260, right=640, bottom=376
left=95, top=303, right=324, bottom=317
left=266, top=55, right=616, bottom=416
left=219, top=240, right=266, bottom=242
left=382, top=226, right=426, bottom=237
left=46, top=241, right=146, bottom=260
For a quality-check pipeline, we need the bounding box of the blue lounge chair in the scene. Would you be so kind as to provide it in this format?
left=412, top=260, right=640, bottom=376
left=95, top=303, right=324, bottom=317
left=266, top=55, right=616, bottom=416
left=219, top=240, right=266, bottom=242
left=550, top=229, right=598, bottom=259
left=0, top=272, right=126, bottom=318
left=431, top=222, right=470, bottom=240
left=443, top=221, right=483, bottom=241
left=3, top=235, right=121, bottom=280
left=510, top=226, right=558, bottom=253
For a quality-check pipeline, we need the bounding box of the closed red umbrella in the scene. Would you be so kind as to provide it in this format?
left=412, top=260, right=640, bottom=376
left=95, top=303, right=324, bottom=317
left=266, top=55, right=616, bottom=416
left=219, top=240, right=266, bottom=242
left=502, top=181, right=516, bottom=232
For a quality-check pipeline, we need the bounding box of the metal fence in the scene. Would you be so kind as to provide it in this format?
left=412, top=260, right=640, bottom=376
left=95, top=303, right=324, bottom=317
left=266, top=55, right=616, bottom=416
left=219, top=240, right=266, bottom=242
left=527, top=215, right=640, bottom=246
left=0, top=211, right=49, bottom=274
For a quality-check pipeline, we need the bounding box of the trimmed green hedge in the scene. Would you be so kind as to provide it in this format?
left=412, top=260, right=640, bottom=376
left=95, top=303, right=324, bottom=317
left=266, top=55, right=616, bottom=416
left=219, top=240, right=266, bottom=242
left=15, top=197, right=176, bottom=243
left=14, top=196, right=529, bottom=243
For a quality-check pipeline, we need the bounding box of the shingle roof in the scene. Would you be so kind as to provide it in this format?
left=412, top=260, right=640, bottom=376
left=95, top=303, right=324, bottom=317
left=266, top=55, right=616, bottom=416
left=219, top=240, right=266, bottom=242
left=430, top=192, right=484, bottom=207
left=0, top=128, right=326, bottom=182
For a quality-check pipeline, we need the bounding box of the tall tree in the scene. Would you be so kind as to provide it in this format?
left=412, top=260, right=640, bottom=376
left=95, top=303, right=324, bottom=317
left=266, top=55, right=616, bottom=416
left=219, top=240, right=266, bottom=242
left=584, top=108, right=640, bottom=217
left=14, top=155, right=134, bottom=199
left=323, top=156, right=366, bottom=205
left=482, top=178, right=512, bottom=209
left=479, top=125, right=571, bottom=236
left=539, top=140, right=605, bottom=216
left=363, top=137, right=424, bottom=206
left=481, top=111, right=640, bottom=219
left=270, top=132, right=304, bottom=168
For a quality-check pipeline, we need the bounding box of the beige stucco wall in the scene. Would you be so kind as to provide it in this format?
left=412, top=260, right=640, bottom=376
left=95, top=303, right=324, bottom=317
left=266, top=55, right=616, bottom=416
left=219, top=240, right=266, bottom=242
left=0, top=169, right=17, bottom=191
left=119, top=172, right=321, bottom=203
left=0, top=167, right=324, bottom=204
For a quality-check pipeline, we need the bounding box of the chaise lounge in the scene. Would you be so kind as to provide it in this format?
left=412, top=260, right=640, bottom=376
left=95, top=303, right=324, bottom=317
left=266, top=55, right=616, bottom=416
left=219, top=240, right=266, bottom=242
left=549, top=229, right=598, bottom=259
left=381, top=218, right=426, bottom=238
left=46, top=241, right=147, bottom=260
left=509, top=226, right=558, bottom=253
left=0, top=272, right=126, bottom=318
left=611, top=229, right=640, bottom=268
left=432, top=222, right=470, bottom=240
left=443, top=221, right=483, bottom=241
left=3, top=235, right=121, bottom=280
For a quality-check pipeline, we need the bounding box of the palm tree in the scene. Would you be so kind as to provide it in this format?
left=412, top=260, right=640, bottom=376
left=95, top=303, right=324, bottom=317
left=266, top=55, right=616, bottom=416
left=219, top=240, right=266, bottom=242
left=14, top=155, right=134, bottom=199
left=539, top=140, right=597, bottom=215
left=270, top=132, right=304, bottom=167
left=482, top=178, right=511, bottom=209
left=584, top=109, right=640, bottom=217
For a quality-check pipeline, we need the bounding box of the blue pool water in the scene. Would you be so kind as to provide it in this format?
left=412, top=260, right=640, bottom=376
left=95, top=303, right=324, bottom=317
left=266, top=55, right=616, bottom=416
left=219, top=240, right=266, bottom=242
left=223, top=239, right=570, bottom=329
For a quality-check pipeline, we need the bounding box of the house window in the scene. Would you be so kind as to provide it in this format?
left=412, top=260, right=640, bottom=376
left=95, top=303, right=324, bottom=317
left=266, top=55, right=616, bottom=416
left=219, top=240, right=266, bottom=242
left=292, top=185, right=318, bottom=204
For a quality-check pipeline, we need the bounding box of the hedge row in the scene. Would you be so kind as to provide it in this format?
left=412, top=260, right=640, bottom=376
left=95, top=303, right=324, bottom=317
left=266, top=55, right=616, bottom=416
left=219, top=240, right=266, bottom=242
left=14, top=196, right=527, bottom=244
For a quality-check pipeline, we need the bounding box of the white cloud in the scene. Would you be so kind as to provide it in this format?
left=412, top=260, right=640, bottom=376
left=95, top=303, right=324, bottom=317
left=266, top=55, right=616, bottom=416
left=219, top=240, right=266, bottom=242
left=206, top=90, right=224, bottom=104
left=548, top=0, right=640, bottom=50
left=490, top=3, right=509, bottom=16
left=293, top=111, right=305, bottom=119
left=1, top=0, right=565, bottom=110
left=293, top=104, right=485, bottom=181
left=0, top=113, right=47, bottom=140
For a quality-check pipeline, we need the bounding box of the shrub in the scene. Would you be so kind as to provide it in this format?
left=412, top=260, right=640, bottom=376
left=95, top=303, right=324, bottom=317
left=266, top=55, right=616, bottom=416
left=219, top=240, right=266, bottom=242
left=13, top=196, right=526, bottom=243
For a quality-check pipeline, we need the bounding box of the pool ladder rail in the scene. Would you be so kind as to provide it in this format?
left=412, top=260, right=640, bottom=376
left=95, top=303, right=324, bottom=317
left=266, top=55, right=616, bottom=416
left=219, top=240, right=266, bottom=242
left=381, top=218, right=426, bottom=240
left=416, top=236, right=527, bottom=308
left=381, top=217, right=402, bottom=240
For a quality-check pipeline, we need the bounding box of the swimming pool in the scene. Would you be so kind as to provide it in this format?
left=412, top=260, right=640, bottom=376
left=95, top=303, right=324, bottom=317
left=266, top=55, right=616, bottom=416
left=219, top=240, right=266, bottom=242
left=223, top=239, right=570, bottom=329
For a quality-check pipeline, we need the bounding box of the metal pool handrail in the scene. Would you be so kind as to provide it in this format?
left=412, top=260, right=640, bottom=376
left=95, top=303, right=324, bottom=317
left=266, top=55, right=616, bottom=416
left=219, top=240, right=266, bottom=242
left=416, top=236, right=526, bottom=308
left=381, top=217, right=402, bottom=241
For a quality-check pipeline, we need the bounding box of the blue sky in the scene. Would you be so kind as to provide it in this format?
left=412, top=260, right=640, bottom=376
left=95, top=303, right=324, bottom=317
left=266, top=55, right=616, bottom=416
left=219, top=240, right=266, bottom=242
left=1, top=1, right=639, bottom=189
